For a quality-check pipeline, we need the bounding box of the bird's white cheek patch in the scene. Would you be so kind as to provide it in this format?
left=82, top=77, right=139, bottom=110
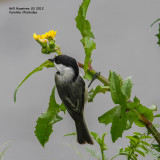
left=54, top=64, right=65, bottom=73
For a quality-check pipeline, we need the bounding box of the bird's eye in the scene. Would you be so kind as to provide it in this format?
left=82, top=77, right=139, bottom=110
left=55, top=59, right=60, bottom=64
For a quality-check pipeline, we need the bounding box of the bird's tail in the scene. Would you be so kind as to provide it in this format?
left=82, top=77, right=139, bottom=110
left=75, top=116, right=94, bottom=145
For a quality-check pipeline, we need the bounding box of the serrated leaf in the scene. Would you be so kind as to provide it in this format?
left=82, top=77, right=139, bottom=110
left=134, top=96, right=140, bottom=103
left=110, top=71, right=127, bottom=105
left=75, top=0, right=94, bottom=39
left=81, top=37, right=96, bottom=72
left=75, top=0, right=96, bottom=73
left=83, top=70, right=93, bottom=80
left=111, top=107, right=127, bottom=142
left=14, top=60, right=54, bottom=102
left=98, top=105, right=121, bottom=125
left=35, top=86, right=64, bottom=147
left=121, top=77, right=133, bottom=100
left=88, top=85, right=109, bottom=102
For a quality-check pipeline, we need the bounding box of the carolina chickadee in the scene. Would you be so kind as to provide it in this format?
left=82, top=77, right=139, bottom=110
left=49, top=55, right=93, bottom=145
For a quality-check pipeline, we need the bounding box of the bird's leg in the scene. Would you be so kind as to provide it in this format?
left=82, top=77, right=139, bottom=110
left=88, top=72, right=101, bottom=88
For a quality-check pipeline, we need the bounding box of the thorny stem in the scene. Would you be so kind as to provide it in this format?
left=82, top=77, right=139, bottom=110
left=77, top=63, right=160, bottom=146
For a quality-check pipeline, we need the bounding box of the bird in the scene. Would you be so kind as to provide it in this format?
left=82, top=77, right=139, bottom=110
left=49, top=55, right=94, bottom=145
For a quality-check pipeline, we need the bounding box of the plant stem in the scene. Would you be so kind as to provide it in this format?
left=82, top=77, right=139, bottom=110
left=78, top=62, right=110, bottom=86
left=56, top=50, right=160, bottom=146
left=111, top=154, right=120, bottom=160
left=100, top=146, right=105, bottom=160
left=140, top=115, right=160, bottom=145
left=78, top=62, right=160, bottom=146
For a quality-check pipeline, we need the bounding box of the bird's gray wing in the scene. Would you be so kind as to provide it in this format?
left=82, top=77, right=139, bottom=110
left=56, top=76, right=85, bottom=118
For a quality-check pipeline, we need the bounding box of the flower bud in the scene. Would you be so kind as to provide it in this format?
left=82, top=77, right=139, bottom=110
left=49, top=40, right=55, bottom=48
left=41, top=48, right=47, bottom=54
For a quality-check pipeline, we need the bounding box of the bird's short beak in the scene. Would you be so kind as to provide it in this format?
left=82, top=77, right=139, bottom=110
left=48, top=58, right=55, bottom=62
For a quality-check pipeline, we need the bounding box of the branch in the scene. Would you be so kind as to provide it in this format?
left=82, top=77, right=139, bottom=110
left=78, top=62, right=110, bottom=86
left=78, top=62, right=160, bottom=145
left=140, top=115, right=160, bottom=145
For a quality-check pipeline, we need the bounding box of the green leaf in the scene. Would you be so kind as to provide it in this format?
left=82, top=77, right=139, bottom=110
left=110, top=71, right=127, bottom=105
left=154, top=114, right=160, bottom=118
left=128, top=101, right=153, bottom=127
left=75, top=0, right=96, bottom=73
left=88, top=85, right=109, bottom=102
left=140, top=141, right=150, bottom=147
left=75, top=0, right=94, bottom=39
left=152, top=144, right=160, bottom=152
left=133, top=132, right=142, bottom=136
left=90, top=131, right=98, bottom=140
left=98, top=105, right=121, bottom=125
left=35, top=86, right=65, bottom=147
left=101, top=133, right=108, bottom=150
left=121, top=76, right=133, bottom=100
left=138, top=145, right=148, bottom=152
left=64, top=132, right=77, bottom=137
left=81, top=37, right=96, bottom=73
left=14, top=60, right=54, bottom=102
left=126, top=136, right=138, bottom=143
left=153, top=124, right=160, bottom=128
left=90, top=132, right=107, bottom=151
left=83, top=70, right=93, bottom=80
left=156, top=23, right=160, bottom=46
left=111, top=107, right=127, bottom=142
left=151, top=18, right=160, bottom=27
left=134, top=96, right=140, bottom=103
left=135, top=149, right=145, bottom=157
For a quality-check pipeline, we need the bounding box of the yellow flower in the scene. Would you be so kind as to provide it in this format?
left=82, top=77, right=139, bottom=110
left=40, top=34, right=46, bottom=39
left=48, top=30, right=57, bottom=38
left=33, top=33, right=39, bottom=40
left=39, top=39, right=48, bottom=43
left=33, top=30, right=57, bottom=41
